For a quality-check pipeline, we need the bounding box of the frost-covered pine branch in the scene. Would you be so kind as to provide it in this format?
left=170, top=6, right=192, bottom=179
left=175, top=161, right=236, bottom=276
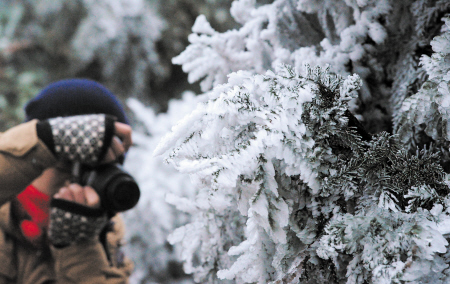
left=123, top=93, right=204, bottom=284
left=318, top=205, right=450, bottom=284
left=172, top=0, right=324, bottom=92
left=156, top=64, right=375, bottom=283
left=317, top=128, right=450, bottom=282
left=156, top=1, right=450, bottom=283
left=174, top=0, right=396, bottom=134
left=396, top=16, right=450, bottom=172
left=174, top=0, right=450, bottom=136
left=157, top=63, right=450, bottom=283
left=389, top=0, right=450, bottom=127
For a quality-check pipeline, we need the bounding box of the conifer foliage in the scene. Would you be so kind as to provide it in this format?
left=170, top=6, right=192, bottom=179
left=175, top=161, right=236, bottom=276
left=157, top=64, right=450, bottom=283
left=157, top=0, right=450, bottom=283
left=124, top=93, right=203, bottom=284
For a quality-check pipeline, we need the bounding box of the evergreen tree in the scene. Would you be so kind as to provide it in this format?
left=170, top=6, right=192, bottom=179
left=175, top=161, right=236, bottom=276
left=123, top=93, right=203, bottom=284
left=156, top=0, right=450, bottom=283
left=0, top=0, right=237, bottom=130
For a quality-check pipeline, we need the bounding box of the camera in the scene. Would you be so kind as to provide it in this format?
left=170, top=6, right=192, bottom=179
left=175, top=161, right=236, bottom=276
left=72, top=163, right=140, bottom=212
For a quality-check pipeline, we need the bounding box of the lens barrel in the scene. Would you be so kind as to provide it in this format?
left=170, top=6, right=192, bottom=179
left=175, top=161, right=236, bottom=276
left=82, top=164, right=140, bottom=212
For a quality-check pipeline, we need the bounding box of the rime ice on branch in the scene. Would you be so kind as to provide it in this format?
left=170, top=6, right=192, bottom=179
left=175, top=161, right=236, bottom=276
left=161, top=0, right=450, bottom=282
left=157, top=61, right=450, bottom=283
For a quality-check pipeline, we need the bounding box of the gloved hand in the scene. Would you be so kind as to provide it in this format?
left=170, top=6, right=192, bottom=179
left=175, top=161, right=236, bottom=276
left=47, top=198, right=108, bottom=247
left=36, top=114, right=115, bottom=165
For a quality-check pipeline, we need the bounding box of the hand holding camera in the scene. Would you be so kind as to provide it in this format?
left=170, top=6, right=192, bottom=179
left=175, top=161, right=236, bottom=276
left=47, top=165, right=140, bottom=247
left=48, top=189, right=108, bottom=247
left=103, top=122, right=132, bottom=164
left=36, top=114, right=132, bottom=165
left=54, top=184, right=101, bottom=208
left=70, top=162, right=140, bottom=212
left=39, top=114, right=139, bottom=247
left=36, top=113, right=139, bottom=212
left=47, top=163, right=141, bottom=247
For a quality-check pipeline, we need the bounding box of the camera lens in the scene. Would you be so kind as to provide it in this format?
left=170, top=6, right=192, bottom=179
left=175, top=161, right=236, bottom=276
left=106, top=176, right=140, bottom=212
left=83, top=164, right=140, bottom=212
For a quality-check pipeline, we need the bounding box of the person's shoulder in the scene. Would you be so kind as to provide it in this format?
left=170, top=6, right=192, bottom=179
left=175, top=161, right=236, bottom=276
left=0, top=203, right=17, bottom=280
left=0, top=121, right=39, bottom=157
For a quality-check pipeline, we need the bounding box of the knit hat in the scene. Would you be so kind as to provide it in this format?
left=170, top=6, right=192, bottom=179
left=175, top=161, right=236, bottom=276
left=25, top=79, right=129, bottom=124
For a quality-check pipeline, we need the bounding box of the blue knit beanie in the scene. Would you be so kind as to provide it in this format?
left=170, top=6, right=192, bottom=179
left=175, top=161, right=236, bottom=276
left=25, top=79, right=129, bottom=124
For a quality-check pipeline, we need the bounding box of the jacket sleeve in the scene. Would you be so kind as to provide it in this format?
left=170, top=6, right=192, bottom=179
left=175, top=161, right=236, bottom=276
left=51, top=241, right=131, bottom=284
left=51, top=214, right=133, bottom=284
left=0, top=120, right=56, bottom=206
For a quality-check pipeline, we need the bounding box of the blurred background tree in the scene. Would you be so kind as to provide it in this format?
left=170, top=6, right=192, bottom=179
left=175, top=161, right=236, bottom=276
left=0, top=0, right=238, bottom=283
left=0, top=0, right=238, bottom=131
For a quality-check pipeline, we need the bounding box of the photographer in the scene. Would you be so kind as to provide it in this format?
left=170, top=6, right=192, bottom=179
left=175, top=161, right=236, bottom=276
left=0, top=79, right=135, bottom=283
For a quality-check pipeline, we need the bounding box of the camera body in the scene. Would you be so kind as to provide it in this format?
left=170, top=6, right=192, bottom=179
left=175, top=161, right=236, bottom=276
left=73, top=163, right=140, bottom=212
